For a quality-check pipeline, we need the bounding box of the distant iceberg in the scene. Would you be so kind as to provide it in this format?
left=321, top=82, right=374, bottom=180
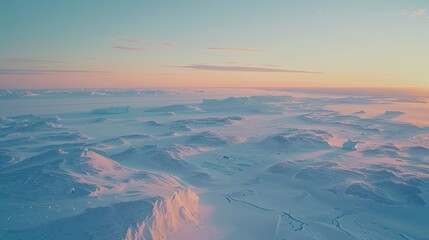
left=342, top=139, right=359, bottom=151
left=92, top=106, right=130, bottom=114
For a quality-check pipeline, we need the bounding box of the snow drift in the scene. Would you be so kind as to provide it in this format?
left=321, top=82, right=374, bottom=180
left=261, top=128, right=332, bottom=152
left=124, top=188, right=199, bottom=240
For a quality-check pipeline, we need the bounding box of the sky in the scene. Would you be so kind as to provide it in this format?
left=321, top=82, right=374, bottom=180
left=0, top=0, right=428, bottom=89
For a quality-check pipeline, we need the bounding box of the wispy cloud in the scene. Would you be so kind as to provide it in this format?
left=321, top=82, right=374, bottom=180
left=113, top=46, right=146, bottom=51
left=2, top=58, right=67, bottom=64
left=110, top=35, right=174, bottom=52
left=173, top=64, right=320, bottom=74
left=207, top=47, right=264, bottom=52
left=159, top=43, right=174, bottom=48
left=226, top=61, right=280, bottom=67
left=411, top=8, right=427, bottom=16
left=0, top=69, right=109, bottom=75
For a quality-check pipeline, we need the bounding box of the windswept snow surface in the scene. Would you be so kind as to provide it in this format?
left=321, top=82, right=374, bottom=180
left=1, top=88, right=429, bottom=240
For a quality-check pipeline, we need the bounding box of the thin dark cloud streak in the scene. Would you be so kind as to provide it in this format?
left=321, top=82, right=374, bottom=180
left=0, top=69, right=109, bottom=75
left=207, top=47, right=264, bottom=52
left=174, top=64, right=321, bottom=74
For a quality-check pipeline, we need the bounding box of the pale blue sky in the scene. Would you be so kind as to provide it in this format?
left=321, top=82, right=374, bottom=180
left=1, top=0, right=428, bottom=88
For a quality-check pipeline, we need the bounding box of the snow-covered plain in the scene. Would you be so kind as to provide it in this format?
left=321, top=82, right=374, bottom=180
left=0, top=88, right=428, bottom=240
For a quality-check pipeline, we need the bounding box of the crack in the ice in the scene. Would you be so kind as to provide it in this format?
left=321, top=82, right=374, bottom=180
left=280, top=211, right=307, bottom=231
left=332, top=213, right=353, bottom=238
left=224, top=196, right=308, bottom=233
left=225, top=197, right=276, bottom=212
left=398, top=233, right=410, bottom=240
left=371, top=221, right=411, bottom=240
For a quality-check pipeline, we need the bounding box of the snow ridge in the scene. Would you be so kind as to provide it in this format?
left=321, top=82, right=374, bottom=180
left=123, top=188, right=199, bottom=240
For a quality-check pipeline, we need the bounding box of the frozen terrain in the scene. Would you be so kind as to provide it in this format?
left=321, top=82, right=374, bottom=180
left=0, top=88, right=428, bottom=240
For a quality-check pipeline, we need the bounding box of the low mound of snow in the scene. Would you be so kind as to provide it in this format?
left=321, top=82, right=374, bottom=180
left=89, top=117, right=110, bottom=123
left=101, top=137, right=129, bottom=146
left=186, top=131, right=245, bottom=147
left=121, top=134, right=152, bottom=140
left=164, top=111, right=176, bottom=116
left=174, top=116, right=243, bottom=127
left=362, top=144, right=403, bottom=158
left=362, top=168, right=399, bottom=181
left=375, top=111, right=405, bottom=120
left=345, top=182, right=397, bottom=205
left=171, top=124, right=192, bottom=132
left=34, top=142, right=95, bottom=153
left=298, top=112, right=383, bottom=132
left=250, top=95, right=293, bottom=103
left=374, top=180, right=425, bottom=206
left=406, top=146, right=429, bottom=160
left=0, top=149, right=96, bottom=201
left=268, top=160, right=301, bottom=175
left=75, top=149, right=131, bottom=177
left=92, top=106, right=130, bottom=114
left=294, top=164, right=361, bottom=182
left=261, top=129, right=332, bottom=152
left=102, top=134, right=152, bottom=146
left=145, top=120, right=163, bottom=127
left=0, top=136, right=38, bottom=147
left=185, top=171, right=215, bottom=185
left=0, top=115, right=63, bottom=136
left=201, top=97, right=283, bottom=114
left=353, top=110, right=366, bottom=115
left=111, top=144, right=198, bottom=173
left=19, top=120, right=62, bottom=132
left=145, top=104, right=202, bottom=113
left=0, top=153, right=16, bottom=164
left=38, top=132, right=90, bottom=141
left=124, top=188, right=199, bottom=240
